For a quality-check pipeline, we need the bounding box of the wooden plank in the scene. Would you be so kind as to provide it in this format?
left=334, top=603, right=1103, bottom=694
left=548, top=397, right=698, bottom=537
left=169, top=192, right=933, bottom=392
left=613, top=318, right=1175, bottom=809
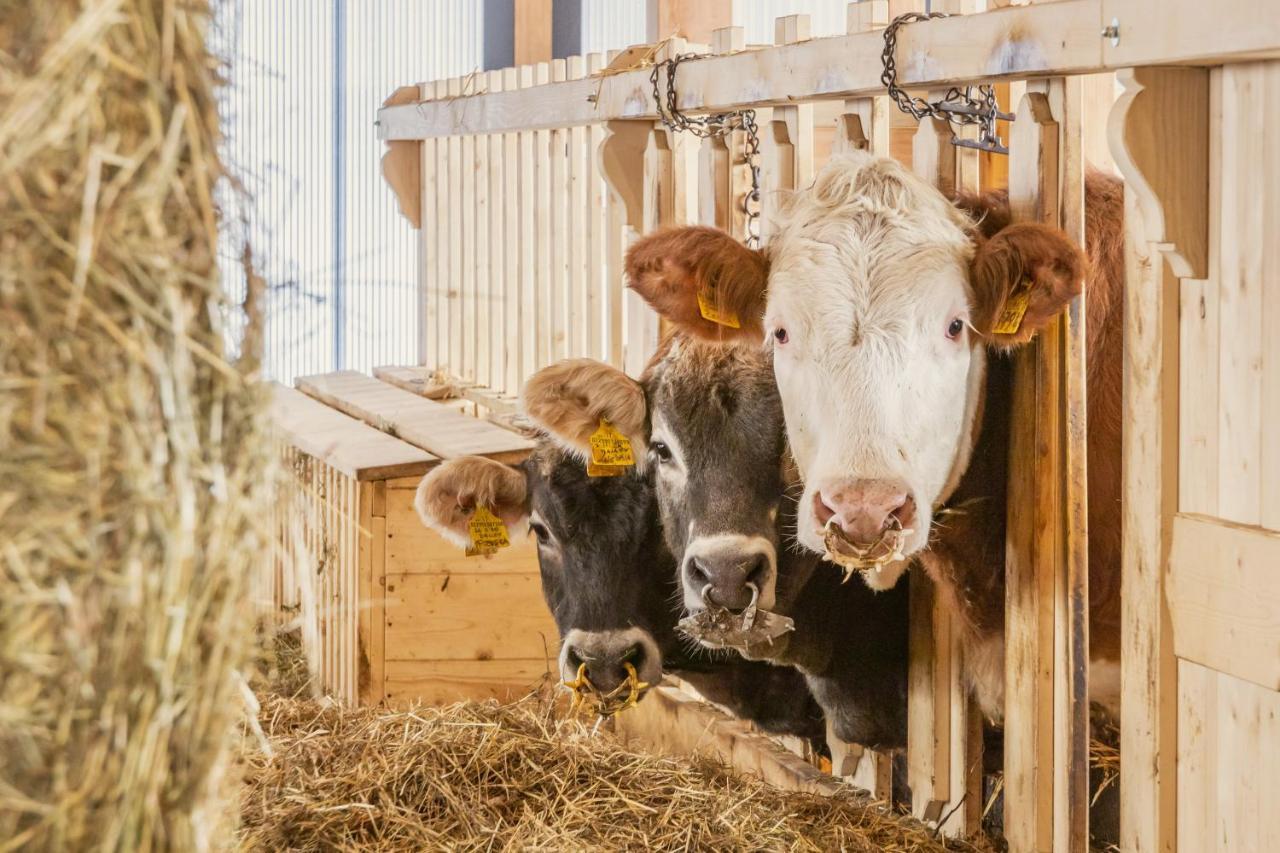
left=418, top=82, right=437, bottom=367
left=374, top=365, right=521, bottom=417
left=379, top=1, right=1110, bottom=139
left=1110, top=68, right=1197, bottom=853
left=486, top=69, right=505, bottom=392
left=566, top=56, right=588, bottom=359
left=501, top=67, right=521, bottom=395
left=1254, top=61, right=1280, bottom=530
left=1167, top=513, right=1280, bottom=690
left=1103, top=0, right=1280, bottom=67
left=270, top=383, right=436, bottom=481
left=651, top=0, right=734, bottom=44
left=461, top=121, right=477, bottom=382
left=295, top=371, right=532, bottom=461
left=533, top=61, right=553, bottom=369
left=586, top=53, right=607, bottom=363
left=446, top=77, right=464, bottom=375
left=383, top=491, right=540, bottom=576
left=383, top=659, right=552, bottom=705
left=384, top=572, right=556, bottom=661
left=513, top=0, right=552, bottom=65
left=613, top=681, right=843, bottom=796
left=550, top=59, right=570, bottom=363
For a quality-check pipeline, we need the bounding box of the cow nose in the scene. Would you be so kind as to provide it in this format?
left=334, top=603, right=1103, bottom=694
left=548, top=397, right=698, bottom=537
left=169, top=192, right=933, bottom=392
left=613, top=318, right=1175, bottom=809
left=687, top=552, right=770, bottom=612
left=566, top=640, right=646, bottom=694
left=815, top=478, right=917, bottom=546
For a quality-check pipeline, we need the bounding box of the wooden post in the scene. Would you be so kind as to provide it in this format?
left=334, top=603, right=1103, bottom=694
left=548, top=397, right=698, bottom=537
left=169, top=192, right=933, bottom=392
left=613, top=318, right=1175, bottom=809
left=835, top=3, right=892, bottom=158
left=762, top=16, right=815, bottom=238
left=514, top=0, right=552, bottom=65
left=699, top=27, right=750, bottom=239
left=648, top=0, right=733, bottom=44
left=1108, top=65, right=1210, bottom=853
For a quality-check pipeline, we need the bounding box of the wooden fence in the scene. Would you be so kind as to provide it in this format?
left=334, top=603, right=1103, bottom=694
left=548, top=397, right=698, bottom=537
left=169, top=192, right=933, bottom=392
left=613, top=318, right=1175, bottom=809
left=377, top=1, right=1280, bottom=849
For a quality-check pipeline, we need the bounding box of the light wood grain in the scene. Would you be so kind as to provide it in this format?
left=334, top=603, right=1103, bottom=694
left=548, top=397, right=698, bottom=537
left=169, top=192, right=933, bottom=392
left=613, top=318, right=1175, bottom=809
left=270, top=383, right=437, bottom=481
left=383, top=492, right=540, bottom=576
left=295, top=371, right=532, bottom=462
left=383, top=659, right=553, bottom=705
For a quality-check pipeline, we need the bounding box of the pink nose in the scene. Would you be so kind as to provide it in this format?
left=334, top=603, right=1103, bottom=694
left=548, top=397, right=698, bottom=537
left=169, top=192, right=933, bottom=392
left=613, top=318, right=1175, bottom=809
left=814, top=478, right=917, bottom=546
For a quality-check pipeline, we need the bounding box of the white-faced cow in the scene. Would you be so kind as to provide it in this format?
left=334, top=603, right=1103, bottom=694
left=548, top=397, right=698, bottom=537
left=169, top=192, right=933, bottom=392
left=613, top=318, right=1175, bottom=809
left=414, top=440, right=824, bottom=736
left=625, top=151, right=1123, bottom=718
left=523, top=341, right=909, bottom=751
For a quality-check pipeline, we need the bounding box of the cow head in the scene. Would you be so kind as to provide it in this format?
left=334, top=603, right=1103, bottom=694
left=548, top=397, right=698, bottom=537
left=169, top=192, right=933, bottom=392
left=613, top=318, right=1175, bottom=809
left=414, top=441, right=672, bottom=700
left=523, top=346, right=787, bottom=619
left=629, top=152, right=1085, bottom=590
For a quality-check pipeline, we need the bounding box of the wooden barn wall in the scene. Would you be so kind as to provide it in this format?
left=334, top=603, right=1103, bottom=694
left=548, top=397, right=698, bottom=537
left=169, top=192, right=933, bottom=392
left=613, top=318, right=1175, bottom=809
left=1174, top=58, right=1280, bottom=852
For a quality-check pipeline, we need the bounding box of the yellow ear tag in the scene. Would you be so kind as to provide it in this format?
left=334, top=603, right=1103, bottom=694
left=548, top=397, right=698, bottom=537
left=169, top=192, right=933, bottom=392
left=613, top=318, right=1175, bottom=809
left=991, top=279, right=1033, bottom=335
left=586, top=461, right=628, bottom=477
left=697, top=289, right=740, bottom=329
left=465, top=505, right=510, bottom=556
left=588, top=419, right=635, bottom=469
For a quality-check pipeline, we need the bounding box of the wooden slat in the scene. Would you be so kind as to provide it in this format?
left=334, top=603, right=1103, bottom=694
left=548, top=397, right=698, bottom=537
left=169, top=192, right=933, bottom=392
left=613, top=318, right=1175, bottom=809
left=461, top=119, right=477, bottom=382
left=418, top=82, right=437, bottom=366
left=567, top=55, right=588, bottom=358
left=384, top=572, right=556, bottom=661
left=1167, top=513, right=1280, bottom=690
left=586, top=53, right=607, bottom=363
left=550, top=58, right=570, bottom=363
left=383, top=659, right=552, bottom=705
left=533, top=61, right=553, bottom=369
left=517, top=64, right=537, bottom=386
left=270, top=383, right=437, bottom=481
left=501, top=66, right=522, bottom=395
left=374, top=365, right=521, bottom=417
left=475, top=73, right=495, bottom=389
left=295, top=371, right=532, bottom=462
left=446, top=77, right=464, bottom=375
left=380, top=1, right=1120, bottom=139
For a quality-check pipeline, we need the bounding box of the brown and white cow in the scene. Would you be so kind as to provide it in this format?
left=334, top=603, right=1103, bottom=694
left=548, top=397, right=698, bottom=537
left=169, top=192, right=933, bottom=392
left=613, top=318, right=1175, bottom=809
left=414, top=439, right=825, bottom=736
left=626, top=151, right=1123, bottom=717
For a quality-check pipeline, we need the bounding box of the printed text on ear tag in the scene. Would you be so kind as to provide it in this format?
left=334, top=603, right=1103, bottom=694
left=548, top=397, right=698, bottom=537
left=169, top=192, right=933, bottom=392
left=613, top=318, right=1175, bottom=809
left=588, top=419, right=635, bottom=469
left=466, top=505, right=510, bottom=556
left=991, top=279, right=1032, bottom=335
left=697, top=289, right=740, bottom=329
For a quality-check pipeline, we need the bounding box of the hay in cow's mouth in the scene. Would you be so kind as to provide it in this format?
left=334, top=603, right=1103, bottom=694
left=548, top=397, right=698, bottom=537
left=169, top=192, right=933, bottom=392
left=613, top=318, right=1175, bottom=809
left=677, top=605, right=795, bottom=651
left=562, top=661, right=650, bottom=719
left=823, top=519, right=911, bottom=580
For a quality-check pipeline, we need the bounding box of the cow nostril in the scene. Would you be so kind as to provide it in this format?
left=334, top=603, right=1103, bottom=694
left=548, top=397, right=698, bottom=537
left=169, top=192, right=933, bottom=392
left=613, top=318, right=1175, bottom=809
left=688, top=558, right=711, bottom=588
left=888, top=494, right=917, bottom=531
left=743, top=554, right=769, bottom=590
left=620, top=642, right=645, bottom=673
left=813, top=491, right=835, bottom=527
left=566, top=646, right=584, bottom=671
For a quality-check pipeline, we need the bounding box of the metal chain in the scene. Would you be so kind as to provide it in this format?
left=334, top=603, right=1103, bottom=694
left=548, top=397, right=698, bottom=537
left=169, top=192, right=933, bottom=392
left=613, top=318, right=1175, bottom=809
left=880, top=12, right=1013, bottom=155
left=650, top=54, right=762, bottom=248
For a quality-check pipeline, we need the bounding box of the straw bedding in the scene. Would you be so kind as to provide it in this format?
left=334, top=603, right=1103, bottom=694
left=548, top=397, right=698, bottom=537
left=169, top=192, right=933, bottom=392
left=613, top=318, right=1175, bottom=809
left=1, top=0, right=271, bottom=848
left=239, top=688, right=992, bottom=853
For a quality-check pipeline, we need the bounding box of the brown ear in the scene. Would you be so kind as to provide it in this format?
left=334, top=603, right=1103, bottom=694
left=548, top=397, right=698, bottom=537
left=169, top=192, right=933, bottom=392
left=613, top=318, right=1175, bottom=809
left=970, top=223, right=1087, bottom=348
left=625, top=226, right=769, bottom=342
left=521, top=359, right=648, bottom=461
left=414, top=456, right=528, bottom=549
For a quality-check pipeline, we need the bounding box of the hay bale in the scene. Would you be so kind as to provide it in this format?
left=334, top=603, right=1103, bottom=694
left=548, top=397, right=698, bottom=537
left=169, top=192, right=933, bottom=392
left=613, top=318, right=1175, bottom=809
left=0, top=0, right=271, bottom=848
left=239, top=694, right=993, bottom=852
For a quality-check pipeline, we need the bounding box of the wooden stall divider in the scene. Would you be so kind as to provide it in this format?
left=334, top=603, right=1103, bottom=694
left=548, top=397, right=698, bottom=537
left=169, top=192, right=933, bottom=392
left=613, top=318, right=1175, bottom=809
left=585, top=53, right=607, bottom=364
left=550, top=58, right=570, bottom=363
left=517, top=64, right=538, bottom=385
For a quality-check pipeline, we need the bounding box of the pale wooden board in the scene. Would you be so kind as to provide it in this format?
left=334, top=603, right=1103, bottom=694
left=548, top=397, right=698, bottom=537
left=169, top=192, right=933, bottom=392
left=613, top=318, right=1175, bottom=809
left=501, top=66, right=522, bottom=395
left=383, top=659, right=553, bottom=706
left=295, top=371, right=532, bottom=462
left=374, top=365, right=521, bottom=417
left=384, top=572, right=557, bottom=662
left=383, top=491, right=541, bottom=576
left=270, top=383, right=437, bottom=481
left=612, top=682, right=843, bottom=797
left=1167, top=513, right=1280, bottom=691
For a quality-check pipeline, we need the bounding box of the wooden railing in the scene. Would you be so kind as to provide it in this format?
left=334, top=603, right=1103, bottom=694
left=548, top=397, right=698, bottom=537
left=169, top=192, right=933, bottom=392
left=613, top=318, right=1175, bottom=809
left=375, top=2, right=1280, bottom=850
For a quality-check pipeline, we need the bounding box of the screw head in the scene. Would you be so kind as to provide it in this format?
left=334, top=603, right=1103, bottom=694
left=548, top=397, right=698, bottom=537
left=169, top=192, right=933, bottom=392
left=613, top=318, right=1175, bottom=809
left=1102, top=17, right=1121, bottom=47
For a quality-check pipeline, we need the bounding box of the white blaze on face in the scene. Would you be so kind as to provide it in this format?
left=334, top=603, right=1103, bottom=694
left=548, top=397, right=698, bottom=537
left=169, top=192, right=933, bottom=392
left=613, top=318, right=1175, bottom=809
left=764, top=153, right=985, bottom=588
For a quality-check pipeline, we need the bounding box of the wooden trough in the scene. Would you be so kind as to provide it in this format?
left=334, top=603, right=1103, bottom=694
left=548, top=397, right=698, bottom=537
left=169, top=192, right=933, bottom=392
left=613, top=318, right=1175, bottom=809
left=269, top=370, right=555, bottom=706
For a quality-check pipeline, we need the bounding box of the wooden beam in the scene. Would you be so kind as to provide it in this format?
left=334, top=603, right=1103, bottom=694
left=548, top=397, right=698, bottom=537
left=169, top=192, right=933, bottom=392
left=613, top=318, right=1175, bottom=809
left=514, top=0, right=552, bottom=65
left=649, top=0, right=733, bottom=45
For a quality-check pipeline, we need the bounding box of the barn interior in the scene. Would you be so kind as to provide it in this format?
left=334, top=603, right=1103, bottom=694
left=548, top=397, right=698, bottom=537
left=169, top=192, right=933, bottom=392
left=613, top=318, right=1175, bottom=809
left=3, top=1, right=1277, bottom=851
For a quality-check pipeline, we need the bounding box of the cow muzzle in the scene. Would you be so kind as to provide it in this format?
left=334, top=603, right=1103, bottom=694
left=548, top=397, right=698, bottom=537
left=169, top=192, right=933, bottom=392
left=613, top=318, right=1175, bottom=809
left=813, top=478, right=917, bottom=577
left=559, top=628, right=660, bottom=717
left=680, top=534, right=777, bottom=614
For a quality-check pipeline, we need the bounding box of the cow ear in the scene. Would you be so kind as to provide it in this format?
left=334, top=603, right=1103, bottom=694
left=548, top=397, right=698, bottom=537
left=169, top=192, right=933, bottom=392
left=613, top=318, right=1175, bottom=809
left=414, top=456, right=529, bottom=549
left=626, top=226, right=769, bottom=342
left=970, top=222, right=1086, bottom=348
left=521, top=358, right=648, bottom=461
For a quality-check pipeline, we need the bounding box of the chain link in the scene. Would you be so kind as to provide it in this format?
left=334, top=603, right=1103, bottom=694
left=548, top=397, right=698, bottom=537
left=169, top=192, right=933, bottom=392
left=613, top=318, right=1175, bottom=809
left=881, top=12, right=1013, bottom=155
left=650, top=55, right=762, bottom=249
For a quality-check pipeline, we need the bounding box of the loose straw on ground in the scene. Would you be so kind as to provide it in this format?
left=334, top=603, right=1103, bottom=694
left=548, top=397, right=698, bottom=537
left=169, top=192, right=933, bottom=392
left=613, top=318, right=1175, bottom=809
left=0, top=0, right=272, bottom=849
left=240, top=690, right=995, bottom=852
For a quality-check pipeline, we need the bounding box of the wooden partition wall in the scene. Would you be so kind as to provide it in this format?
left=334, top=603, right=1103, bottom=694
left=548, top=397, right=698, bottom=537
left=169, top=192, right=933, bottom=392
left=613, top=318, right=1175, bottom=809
left=378, top=2, right=1280, bottom=849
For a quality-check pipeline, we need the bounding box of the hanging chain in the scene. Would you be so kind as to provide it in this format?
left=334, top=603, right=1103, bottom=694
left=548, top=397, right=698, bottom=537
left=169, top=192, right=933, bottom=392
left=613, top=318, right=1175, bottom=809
left=880, top=12, right=1014, bottom=155
left=650, top=55, right=762, bottom=249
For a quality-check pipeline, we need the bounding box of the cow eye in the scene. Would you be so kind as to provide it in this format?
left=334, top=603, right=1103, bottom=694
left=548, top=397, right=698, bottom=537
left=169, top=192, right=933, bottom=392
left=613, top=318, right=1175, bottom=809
left=946, top=317, right=965, bottom=340
left=529, top=521, right=551, bottom=545
left=773, top=327, right=789, bottom=345
left=651, top=441, right=672, bottom=463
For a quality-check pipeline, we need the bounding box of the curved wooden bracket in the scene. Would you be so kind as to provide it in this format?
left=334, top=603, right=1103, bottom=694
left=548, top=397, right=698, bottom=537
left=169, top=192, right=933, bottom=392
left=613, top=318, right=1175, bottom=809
left=1108, top=66, right=1209, bottom=279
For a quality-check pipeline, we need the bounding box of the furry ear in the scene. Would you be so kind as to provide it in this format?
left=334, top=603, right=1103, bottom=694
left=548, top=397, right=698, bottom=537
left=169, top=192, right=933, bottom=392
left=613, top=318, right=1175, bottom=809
left=970, top=222, right=1087, bottom=348
left=625, top=226, right=769, bottom=342
left=414, top=456, right=529, bottom=549
left=521, top=359, right=648, bottom=462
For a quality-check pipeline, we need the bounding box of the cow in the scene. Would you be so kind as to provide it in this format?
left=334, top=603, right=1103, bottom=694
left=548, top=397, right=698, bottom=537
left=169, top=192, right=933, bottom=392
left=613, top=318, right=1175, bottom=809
left=413, top=440, right=825, bottom=737
left=622, top=150, right=1124, bottom=719
left=522, top=341, right=909, bottom=752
